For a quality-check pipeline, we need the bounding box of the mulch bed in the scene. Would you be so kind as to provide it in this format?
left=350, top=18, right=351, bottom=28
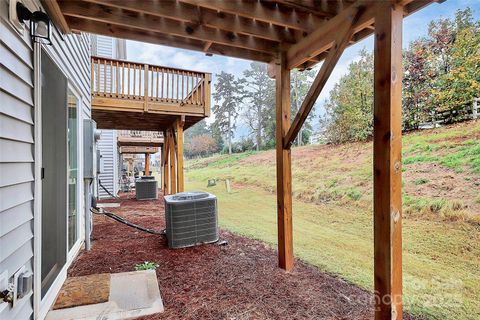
left=68, top=192, right=416, bottom=320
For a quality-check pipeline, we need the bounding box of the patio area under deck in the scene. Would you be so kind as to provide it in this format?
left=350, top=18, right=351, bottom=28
left=43, top=0, right=440, bottom=318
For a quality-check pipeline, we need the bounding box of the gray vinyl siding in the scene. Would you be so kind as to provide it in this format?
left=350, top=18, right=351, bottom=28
left=0, top=0, right=91, bottom=318
left=98, top=130, right=118, bottom=198
left=0, top=0, right=35, bottom=318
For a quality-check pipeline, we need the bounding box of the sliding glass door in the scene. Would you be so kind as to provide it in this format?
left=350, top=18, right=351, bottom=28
left=67, top=89, right=79, bottom=250
left=41, top=50, right=67, bottom=298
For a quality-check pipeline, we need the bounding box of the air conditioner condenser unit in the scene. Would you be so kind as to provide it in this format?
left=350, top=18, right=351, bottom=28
left=135, top=176, right=158, bottom=200
left=164, top=192, right=218, bottom=248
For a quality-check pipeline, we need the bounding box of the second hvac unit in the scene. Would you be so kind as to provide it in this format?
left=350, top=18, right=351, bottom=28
left=164, top=192, right=218, bottom=248
left=135, top=176, right=158, bottom=200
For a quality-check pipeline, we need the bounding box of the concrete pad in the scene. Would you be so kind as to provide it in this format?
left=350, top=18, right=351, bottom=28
left=97, top=203, right=121, bottom=208
left=46, top=270, right=163, bottom=320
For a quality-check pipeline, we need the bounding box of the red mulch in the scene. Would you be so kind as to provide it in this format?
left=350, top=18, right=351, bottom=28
left=68, top=193, right=418, bottom=320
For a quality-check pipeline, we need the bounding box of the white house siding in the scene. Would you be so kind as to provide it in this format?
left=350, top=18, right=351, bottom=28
left=0, top=0, right=90, bottom=319
left=97, top=130, right=118, bottom=198
left=92, top=35, right=126, bottom=198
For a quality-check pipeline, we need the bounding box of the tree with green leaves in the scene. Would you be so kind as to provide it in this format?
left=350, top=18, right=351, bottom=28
left=240, top=62, right=274, bottom=151
left=321, top=49, right=374, bottom=143
left=291, top=69, right=317, bottom=145
left=428, top=8, right=480, bottom=121
left=322, top=7, right=479, bottom=142
left=212, top=71, right=243, bottom=154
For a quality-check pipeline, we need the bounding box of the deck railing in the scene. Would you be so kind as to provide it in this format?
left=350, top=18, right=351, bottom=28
left=91, top=56, right=210, bottom=107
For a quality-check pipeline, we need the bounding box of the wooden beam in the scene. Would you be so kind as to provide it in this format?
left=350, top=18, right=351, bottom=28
left=275, top=53, right=293, bottom=271
left=179, top=0, right=324, bottom=32
left=60, top=1, right=280, bottom=54
left=119, top=146, right=158, bottom=154
left=373, top=3, right=403, bottom=319
left=65, top=16, right=275, bottom=63
left=176, top=117, right=185, bottom=192
left=203, top=41, right=212, bottom=52
left=92, top=97, right=207, bottom=118
left=286, top=0, right=374, bottom=69
left=41, top=0, right=70, bottom=33
left=283, top=7, right=363, bottom=149
left=86, top=0, right=300, bottom=43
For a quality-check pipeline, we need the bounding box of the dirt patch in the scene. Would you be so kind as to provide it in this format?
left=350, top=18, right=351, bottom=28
left=404, top=162, right=480, bottom=215
left=69, top=193, right=421, bottom=320
left=429, top=133, right=480, bottom=144
left=237, top=142, right=370, bottom=168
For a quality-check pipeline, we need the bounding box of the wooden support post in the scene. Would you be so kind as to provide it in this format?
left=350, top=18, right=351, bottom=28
left=163, top=131, right=169, bottom=195
left=373, top=3, right=403, bottom=319
left=176, top=116, right=185, bottom=192
left=169, top=128, right=176, bottom=194
left=144, top=152, right=150, bottom=175
left=275, top=53, right=294, bottom=271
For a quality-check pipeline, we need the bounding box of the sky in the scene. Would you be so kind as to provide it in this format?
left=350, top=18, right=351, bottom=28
left=127, top=0, right=480, bottom=138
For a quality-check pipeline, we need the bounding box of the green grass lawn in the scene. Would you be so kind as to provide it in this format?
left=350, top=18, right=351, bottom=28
left=184, top=121, right=480, bottom=320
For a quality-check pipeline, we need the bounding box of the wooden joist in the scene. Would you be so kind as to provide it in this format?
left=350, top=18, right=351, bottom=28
left=269, top=0, right=339, bottom=18
left=60, top=1, right=280, bottom=54
left=284, top=7, right=363, bottom=149
left=66, top=16, right=275, bottom=63
left=373, top=2, right=403, bottom=319
left=84, top=0, right=301, bottom=43
left=178, top=0, right=325, bottom=32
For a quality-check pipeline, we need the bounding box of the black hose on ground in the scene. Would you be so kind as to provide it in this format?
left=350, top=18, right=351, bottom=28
left=91, top=207, right=166, bottom=236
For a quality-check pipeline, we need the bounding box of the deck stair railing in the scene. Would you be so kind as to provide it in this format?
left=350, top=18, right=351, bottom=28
left=91, top=56, right=209, bottom=107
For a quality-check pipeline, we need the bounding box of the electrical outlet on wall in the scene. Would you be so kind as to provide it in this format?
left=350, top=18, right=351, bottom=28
left=12, top=266, right=25, bottom=306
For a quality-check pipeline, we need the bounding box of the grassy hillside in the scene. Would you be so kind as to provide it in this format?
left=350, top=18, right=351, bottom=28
left=184, top=121, right=480, bottom=320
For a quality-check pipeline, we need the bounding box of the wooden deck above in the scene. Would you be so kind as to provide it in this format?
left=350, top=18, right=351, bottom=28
left=117, top=130, right=164, bottom=147
left=47, top=0, right=435, bottom=70
left=91, top=57, right=211, bottom=130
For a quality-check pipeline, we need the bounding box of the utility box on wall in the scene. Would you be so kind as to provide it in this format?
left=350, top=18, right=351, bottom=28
left=83, top=119, right=98, bottom=179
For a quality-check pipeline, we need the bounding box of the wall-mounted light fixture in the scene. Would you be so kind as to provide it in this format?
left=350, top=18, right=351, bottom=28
left=16, top=2, right=52, bottom=45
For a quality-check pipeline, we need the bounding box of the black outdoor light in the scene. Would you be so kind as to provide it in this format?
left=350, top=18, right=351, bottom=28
left=16, top=2, right=52, bottom=45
